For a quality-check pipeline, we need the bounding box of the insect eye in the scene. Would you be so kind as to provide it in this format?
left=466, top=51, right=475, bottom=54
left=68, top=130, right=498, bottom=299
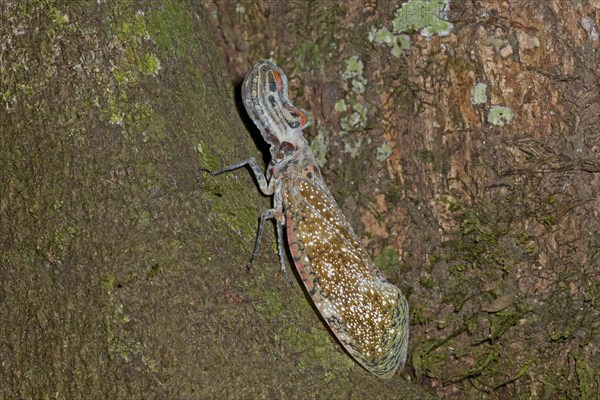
left=276, top=141, right=296, bottom=161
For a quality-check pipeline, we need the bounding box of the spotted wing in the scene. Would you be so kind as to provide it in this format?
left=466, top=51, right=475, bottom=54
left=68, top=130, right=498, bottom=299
left=283, top=177, right=409, bottom=378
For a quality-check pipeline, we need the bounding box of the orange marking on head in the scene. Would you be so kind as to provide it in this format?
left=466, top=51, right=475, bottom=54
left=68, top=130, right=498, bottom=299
left=284, top=104, right=307, bottom=128
left=299, top=110, right=307, bottom=127
left=272, top=69, right=284, bottom=93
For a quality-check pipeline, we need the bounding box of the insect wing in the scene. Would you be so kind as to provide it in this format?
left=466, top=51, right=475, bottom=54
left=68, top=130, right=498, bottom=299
left=284, top=177, right=409, bottom=378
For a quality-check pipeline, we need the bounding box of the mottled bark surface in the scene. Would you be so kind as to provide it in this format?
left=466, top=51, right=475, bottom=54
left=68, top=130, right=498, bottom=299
left=1, top=1, right=435, bottom=399
left=207, top=0, right=600, bottom=398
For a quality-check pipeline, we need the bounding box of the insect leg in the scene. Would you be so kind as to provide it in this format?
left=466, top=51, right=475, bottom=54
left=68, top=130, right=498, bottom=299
left=210, top=157, right=274, bottom=195
left=248, top=207, right=291, bottom=283
left=211, top=157, right=289, bottom=281
left=276, top=220, right=291, bottom=283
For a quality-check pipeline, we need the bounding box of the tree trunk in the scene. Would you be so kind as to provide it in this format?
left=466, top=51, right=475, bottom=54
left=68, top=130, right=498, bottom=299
left=207, top=0, right=600, bottom=398
left=0, top=2, right=435, bottom=398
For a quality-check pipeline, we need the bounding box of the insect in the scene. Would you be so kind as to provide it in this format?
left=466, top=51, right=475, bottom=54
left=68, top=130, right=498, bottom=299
left=211, top=60, right=409, bottom=378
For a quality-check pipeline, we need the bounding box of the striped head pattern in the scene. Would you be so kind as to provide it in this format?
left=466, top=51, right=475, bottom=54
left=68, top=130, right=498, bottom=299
left=242, top=60, right=310, bottom=162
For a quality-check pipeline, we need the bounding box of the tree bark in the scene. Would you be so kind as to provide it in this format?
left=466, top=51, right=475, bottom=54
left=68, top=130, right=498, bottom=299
left=207, top=0, right=600, bottom=398
left=0, top=2, right=436, bottom=398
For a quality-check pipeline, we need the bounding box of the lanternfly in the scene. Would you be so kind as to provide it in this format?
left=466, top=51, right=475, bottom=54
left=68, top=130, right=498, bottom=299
left=210, top=60, right=409, bottom=379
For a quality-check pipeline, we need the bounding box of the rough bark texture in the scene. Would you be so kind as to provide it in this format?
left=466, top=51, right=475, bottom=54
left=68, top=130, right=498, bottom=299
left=1, top=1, right=435, bottom=399
left=206, top=0, right=600, bottom=398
